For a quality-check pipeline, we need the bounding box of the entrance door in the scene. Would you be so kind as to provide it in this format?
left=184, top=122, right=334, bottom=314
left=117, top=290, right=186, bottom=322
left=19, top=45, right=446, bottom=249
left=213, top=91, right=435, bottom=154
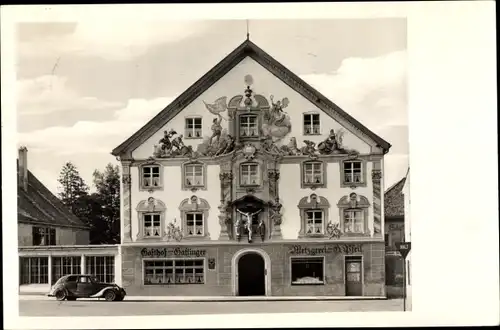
left=237, top=253, right=265, bottom=296
left=345, top=256, right=363, bottom=296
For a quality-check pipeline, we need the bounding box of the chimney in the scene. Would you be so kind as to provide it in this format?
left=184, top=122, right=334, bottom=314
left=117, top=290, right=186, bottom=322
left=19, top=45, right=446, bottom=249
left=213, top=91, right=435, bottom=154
left=18, top=146, right=28, bottom=191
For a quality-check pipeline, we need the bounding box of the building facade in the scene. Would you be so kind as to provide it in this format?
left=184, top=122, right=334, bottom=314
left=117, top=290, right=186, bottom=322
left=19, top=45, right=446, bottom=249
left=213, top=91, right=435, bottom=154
left=383, top=176, right=406, bottom=296
left=402, top=168, right=411, bottom=300
left=111, top=40, right=392, bottom=297
left=17, top=147, right=120, bottom=293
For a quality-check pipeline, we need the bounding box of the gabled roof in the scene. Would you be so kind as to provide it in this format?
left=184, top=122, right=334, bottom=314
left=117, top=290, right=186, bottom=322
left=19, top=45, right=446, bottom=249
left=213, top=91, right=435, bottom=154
left=17, top=163, right=90, bottom=230
left=111, top=39, right=391, bottom=158
left=384, top=176, right=406, bottom=218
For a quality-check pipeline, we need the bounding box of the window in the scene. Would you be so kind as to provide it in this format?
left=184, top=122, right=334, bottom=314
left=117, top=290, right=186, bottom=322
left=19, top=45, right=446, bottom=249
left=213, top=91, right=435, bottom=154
left=385, top=234, right=390, bottom=247
left=297, top=194, right=330, bottom=238
left=85, top=256, right=115, bottom=284
left=52, top=256, right=81, bottom=284
left=305, top=210, right=324, bottom=235
left=186, top=212, right=204, bottom=236
left=141, top=165, right=161, bottom=189
left=179, top=196, right=210, bottom=239
left=144, top=259, right=204, bottom=285
left=240, top=163, right=259, bottom=186
left=143, top=213, right=161, bottom=237
left=344, top=161, right=362, bottom=183
left=344, top=209, right=364, bottom=233
left=32, top=227, right=56, bottom=246
left=184, top=164, right=204, bottom=188
left=303, top=162, right=323, bottom=184
left=136, top=197, right=166, bottom=240
left=337, top=193, right=370, bottom=236
left=239, top=115, right=258, bottom=137
left=19, top=257, right=49, bottom=284
left=303, top=113, right=320, bottom=135
left=291, top=257, right=324, bottom=285
left=185, top=117, right=202, bottom=139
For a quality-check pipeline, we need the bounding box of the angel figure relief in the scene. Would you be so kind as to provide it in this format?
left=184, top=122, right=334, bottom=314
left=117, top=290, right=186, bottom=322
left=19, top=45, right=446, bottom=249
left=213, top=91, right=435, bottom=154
left=262, top=95, right=292, bottom=142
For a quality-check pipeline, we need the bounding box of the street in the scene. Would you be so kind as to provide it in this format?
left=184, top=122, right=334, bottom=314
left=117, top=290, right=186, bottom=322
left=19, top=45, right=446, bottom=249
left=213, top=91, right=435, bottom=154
left=19, top=298, right=407, bottom=316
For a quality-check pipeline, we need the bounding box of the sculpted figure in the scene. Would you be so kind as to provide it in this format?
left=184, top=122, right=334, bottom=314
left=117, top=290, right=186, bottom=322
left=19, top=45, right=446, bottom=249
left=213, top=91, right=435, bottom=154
left=300, top=140, right=317, bottom=156
left=159, top=129, right=177, bottom=155
left=210, top=115, right=223, bottom=145
left=318, top=129, right=339, bottom=155
left=280, top=137, right=300, bottom=155
left=270, top=198, right=283, bottom=225
left=236, top=209, right=262, bottom=242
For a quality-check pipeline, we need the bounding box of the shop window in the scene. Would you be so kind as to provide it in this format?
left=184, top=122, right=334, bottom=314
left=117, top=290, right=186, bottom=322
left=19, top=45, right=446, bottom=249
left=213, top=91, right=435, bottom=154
left=179, top=196, right=210, bottom=239
left=144, top=259, right=205, bottom=285
left=337, top=193, right=370, bottom=236
left=85, top=256, right=115, bottom=284
left=19, top=257, right=49, bottom=284
left=185, top=117, right=202, bottom=139
left=239, top=115, right=259, bottom=137
left=52, top=256, right=81, bottom=284
left=32, top=227, right=56, bottom=246
left=140, top=164, right=162, bottom=190
left=297, top=194, right=330, bottom=238
left=301, top=161, right=326, bottom=189
left=136, top=197, right=166, bottom=240
left=240, top=163, right=260, bottom=186
left=303, top=113, right=320, bottom=135
left=291, top=257, right=324, bottom=285
left=340, top=159, right=367, bottom=188
left=182, top=161, right=206, bottom=190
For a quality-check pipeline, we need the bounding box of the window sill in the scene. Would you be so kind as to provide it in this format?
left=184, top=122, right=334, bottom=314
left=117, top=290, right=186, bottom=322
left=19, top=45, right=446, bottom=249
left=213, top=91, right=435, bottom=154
left=182, top=235, right=211, bottom=240
left=303, top=133, right=322, bottom=136
left=183, top=185, right=207, bottom=191
left=340, top=182, right=367, bottom=188
left=342, top=232, right=370, bottom=237
left=144, top=283, right=205, bottom=286
left=291, top=282, right=325, bottom=286
left=184, top=136, right=203, bottom=140
left=139, top=186, right=163, bottom=192
left=298, top=234, right=327, bottom=239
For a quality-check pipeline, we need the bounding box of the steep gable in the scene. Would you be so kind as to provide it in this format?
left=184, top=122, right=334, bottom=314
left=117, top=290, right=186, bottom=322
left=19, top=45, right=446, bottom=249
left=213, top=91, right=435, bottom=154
left=111, top=39, right=391, bottom=159
left=17, top=164, right=89, bottom=230
left=384, top=177, right=406, bottom=219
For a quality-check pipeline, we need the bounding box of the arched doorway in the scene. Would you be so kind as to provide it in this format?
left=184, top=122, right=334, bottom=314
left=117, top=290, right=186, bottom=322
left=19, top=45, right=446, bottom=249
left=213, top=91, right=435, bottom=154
left=237, top=253, right=266, bottom=296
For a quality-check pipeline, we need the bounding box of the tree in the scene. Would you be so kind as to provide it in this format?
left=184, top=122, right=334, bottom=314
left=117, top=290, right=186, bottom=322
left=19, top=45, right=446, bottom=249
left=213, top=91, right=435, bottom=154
left=57, top=162, right=90, bottom=221
left=92, top=163, right=120, bottom=244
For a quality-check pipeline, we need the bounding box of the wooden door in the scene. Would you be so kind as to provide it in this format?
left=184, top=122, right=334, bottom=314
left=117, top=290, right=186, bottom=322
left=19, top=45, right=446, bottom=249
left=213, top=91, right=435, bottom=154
left=345, top=257, right=362, bottom=296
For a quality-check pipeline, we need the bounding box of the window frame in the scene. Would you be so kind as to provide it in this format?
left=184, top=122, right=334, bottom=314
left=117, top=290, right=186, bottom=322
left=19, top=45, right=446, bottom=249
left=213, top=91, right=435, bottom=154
left=297, top=194, right=330, bottom=238
left=290, top=256, right=325, bottom=286
left=142, top=258, right=206, bottom=285
left=239, top=162, right=261, bottom=187
left=182, top=161, right=207, bottom=191
left=136, top=197, right=167, bottom=240
left=51, top=256, right=82, bottom=284
left=32, top=226, right=56, bottom=246
left=184, top=116, right=203, bottom=139
left=303, top=112, right=321, bottom=136
left=304, top=209, right=325, bottom=235
left=179, top=196, right=211, bottom=240
left=301, top=160, right=327, bottom=189
left=340, top=159, right=367, bottom=188
left=337, top=193, right=370, bottom=236
left=139, top=162, right=163, bottom=191
left=19, top=256, right=49, bottom=285
left=85, top=255, right=115, bottom=284
left=238, top=114, right=260, bottom=139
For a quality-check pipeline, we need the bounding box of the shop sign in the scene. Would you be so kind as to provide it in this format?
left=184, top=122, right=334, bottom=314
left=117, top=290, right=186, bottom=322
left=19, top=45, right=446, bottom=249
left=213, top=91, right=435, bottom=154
left=141, top=248, right=206, bottom=258
left=208, top=258, right=216, bottom=270
left=288, top=244, right=362, bottom=256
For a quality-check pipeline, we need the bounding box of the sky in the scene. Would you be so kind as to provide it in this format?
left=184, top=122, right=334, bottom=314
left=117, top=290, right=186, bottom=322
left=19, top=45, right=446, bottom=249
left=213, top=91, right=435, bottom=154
left=16, top=18, right=408, bottom=194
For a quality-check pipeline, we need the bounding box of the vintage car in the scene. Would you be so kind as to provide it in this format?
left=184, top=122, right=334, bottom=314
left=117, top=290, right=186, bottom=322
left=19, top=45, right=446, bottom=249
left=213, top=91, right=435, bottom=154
left=48, top=274, right=126, bottom=301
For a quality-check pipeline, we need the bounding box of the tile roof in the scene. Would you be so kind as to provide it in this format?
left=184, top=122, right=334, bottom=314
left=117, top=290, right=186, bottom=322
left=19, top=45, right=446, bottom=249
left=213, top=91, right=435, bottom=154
left=111, top=39, right=391, bottom=158
left=384, top=176, right=406, bottom=218
left=17, top=163, right=89, bottom=230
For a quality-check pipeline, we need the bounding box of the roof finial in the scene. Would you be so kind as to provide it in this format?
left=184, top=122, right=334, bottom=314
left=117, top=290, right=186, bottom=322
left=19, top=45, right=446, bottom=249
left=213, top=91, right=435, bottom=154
left=246, top=19, right=250, bottom=40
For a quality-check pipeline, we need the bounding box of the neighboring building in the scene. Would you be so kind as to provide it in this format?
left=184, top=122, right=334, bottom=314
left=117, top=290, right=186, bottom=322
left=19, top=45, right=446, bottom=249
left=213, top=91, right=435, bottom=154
left=384, top=177, right=406, bottom=252
left=402, top=168, right=411, bottom=300
left=383, top=175, right=406, bottom=296
left=17, top=147, right=120, bottom=293
left=111, top=39, right=392, bottom=297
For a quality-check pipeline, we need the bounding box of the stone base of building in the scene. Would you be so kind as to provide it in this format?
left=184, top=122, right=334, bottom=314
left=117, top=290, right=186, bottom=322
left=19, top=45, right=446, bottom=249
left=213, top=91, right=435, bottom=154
left=121, top=241, right=385, bottom=297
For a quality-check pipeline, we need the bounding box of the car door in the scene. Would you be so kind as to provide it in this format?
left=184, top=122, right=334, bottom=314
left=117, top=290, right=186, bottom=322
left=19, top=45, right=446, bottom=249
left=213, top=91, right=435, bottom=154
left=76, top=276, right=94, bottom=297
left=64, top=275, right=78, bottom=296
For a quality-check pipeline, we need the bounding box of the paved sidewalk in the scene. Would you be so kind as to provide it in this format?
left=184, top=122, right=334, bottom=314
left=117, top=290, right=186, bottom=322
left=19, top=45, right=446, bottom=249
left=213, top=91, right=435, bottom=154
left=20, top=294, right=388, bottom=302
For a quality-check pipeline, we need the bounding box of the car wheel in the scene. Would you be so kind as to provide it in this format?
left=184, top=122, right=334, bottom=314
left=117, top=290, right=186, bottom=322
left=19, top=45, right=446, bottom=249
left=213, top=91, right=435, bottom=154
left=55, top=290, right=67, bottom=301
left=104, top=290, right=116, bottom=302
